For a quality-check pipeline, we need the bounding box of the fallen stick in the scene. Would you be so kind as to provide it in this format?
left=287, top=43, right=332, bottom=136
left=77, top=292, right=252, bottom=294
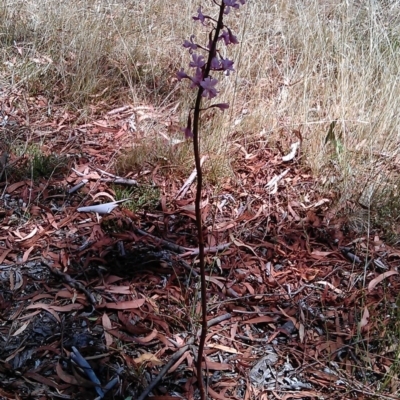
left=137, top=314, right=232, bottom=400
left=136, top=339, right=194, bottom=400
left=175, top=155, right=207, bottom=200
left=133, top=227, right=231, bottom=256
left=41, top=257, right=96, bottom=306
left=71, top=167, right=138, bottom=186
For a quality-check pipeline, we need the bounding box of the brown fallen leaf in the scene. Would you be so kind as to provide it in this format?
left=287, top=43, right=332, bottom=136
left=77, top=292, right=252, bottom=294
left=207, top=344, right=241, bottom=354
left=6, top=181, right=26, bottom=194
left=242, top=316, right=277, bottom=325
left=207, top=386, right=230, bottom=400
left=15, top=226, right=38, bottom=242
left=201, top=361, right=232, bottom=371
left=50, top=304, right=84, bottom=312
left=133, top=352, right=163, bottom=366
left=26, top=303, right=61, bottom=322
left=368, top=270, right=399, bottom=292
left=359, top=306, right=369, bottom=330
left=56, top=362, right=79, bottom=385
left=101, top=298, right=145, bottom=310
left=12, top=321, right=30, bottom=336
left=102, top=313, right=113, bottom=347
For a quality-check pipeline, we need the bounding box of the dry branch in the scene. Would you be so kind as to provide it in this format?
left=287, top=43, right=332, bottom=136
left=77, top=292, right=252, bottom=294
left=175, top=155, right=207, bottom=200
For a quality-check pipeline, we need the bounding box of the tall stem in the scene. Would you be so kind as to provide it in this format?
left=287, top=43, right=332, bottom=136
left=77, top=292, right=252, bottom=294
left=192, top=5, right=225, bottom=400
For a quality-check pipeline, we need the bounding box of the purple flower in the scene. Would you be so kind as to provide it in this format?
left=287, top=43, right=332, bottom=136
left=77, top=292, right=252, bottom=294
left=210, top=57, right=220, bottom=70
left=220, top=57, right=234, bottom=75
left=189, top=53, right=206, bottom=69
left=223, top=0, right=240, bottom=14
left=219, top=30, right=230, bottom=46
left=219, top=29, right=239, bottom=45
left=183, top=34, right=197, bottom=53
left=200, top=77, right=219, bottom=99
left=190, top=68, right=203, bottom=88
left=227, top=28, right=239, bottom=44
left=177, top=68, right=189, bottom=81
left=193, top=6, right=206, bottom=24
left=182, top=126, right=193, bottom=138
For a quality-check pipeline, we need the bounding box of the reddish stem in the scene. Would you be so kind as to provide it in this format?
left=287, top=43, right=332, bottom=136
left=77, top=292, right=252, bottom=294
left=192, top=4, right=226, bottom=399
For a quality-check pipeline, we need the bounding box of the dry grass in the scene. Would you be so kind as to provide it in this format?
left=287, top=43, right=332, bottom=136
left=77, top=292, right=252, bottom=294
left=1, top=0, right=400, bottom=232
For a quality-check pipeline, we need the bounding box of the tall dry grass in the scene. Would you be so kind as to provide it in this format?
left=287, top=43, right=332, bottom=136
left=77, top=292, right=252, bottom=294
left=1, top=0, right=400, bottom=230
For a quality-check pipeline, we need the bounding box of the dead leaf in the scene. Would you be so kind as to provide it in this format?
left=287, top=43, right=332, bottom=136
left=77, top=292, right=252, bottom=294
left=22, top=245, right=35, bottom=263
left=92, top=191, right=116, bottom=202
left=15, top=226, right=38, bottom=242
left=243, top=316, right=276, bottom=325
left=49, top=304, right=84, bottom=312
left=207, top=344, right=241, bottom=354
left=299, top=322, right=305, bottom=343
left=102, top=298, right=145, bottom=310
left=12, top=321, right=30, bottom=336
left=311, top=250, right=336, bottom=259
left=229, top=234, right=258, bottom=257
left=202, top=361, right=232, bottom=371
left=56, top=362, right=79, bottom=385
left=6, top=181, right=26, bottom=194
left=359, top=306, right=369, bottom=329
left=316, top=281, right=343, bottom=295
left=25, top=303, right=61, bottom=322
left=102, top=313, right=113, bottom=347
left=133, top=352, right=163, bottom=366
left=208, top=387, right=229, bottom=400
left=98, top=285, right=134, bottom=295
left=368, top=270, right=399, bottom=292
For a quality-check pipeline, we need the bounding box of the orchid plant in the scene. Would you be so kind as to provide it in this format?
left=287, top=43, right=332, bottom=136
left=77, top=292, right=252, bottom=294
left=177, top=1, right=245, bottom=398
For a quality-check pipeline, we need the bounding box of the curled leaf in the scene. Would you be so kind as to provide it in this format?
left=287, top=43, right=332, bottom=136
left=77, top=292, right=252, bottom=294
left=368, top=270, right=398, bottom=292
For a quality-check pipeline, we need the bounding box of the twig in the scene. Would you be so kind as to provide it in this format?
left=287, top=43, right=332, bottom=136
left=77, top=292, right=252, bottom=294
left=175, top=155, right=207, bottom=200
left=235, top=334, right=271, bottom=343
left=137, top=314, right=231, bottom=400
left=94, top=167, right=138, bottom=186
left=41, top=257, right=96, bottom=306
left=71, top=167, right=138, bottom=186
left=106, top=105, right=130, bottom=115
left=206, top=313, right=232, bottom=329
left=133, top=226, right=231, bottom=256
left=136, top=339, right=194, bottom=400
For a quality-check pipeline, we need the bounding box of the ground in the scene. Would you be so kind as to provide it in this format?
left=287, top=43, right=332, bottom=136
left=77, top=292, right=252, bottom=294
left=0, top=89, right=399, bottom=400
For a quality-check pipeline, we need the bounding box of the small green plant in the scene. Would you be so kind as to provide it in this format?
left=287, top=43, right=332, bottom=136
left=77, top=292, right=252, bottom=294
left=3, top=145, right=68, bottom=182
left=28, top=149, right=68, bottom=180
left=112, top=184, right=160, bottom=212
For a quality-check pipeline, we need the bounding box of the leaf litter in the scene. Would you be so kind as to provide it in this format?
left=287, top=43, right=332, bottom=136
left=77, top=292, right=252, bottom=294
left=0, top=89, right=400, bottom=399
